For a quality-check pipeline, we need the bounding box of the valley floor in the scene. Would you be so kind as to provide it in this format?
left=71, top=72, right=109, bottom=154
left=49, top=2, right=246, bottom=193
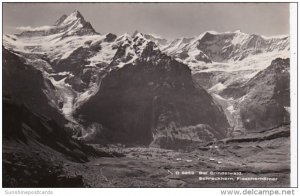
left=3, top=125, right=290, bottom=188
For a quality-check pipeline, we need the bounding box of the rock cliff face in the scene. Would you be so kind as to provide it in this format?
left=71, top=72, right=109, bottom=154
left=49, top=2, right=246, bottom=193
left=2, top=97, right=113, bottom=187
left=237, top=58, right=290, bottom=131
left=2, top=47, right=105, bottom=161
left=2, top=48, right=66, bottom=126
left=76, top=42, right=230, bottom=146
left=3, top=98, right=96, bottom=163
left=201, top=58, right=290, bottom=134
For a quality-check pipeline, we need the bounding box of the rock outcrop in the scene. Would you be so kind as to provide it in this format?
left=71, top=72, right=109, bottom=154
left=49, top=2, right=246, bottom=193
left=76, top=42, right=230, bottom=146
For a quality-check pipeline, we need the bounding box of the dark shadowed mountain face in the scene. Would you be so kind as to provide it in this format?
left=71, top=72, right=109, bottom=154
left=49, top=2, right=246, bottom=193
left=206, top=58, right=290, bottom=134
left=3, top=98, right=97, bottom=163
left=2, top=97, right=114, bottom=187
left=238, top=58, right=290, bottom=131
left=76, top=42, right=230, bottom=146
left=2, top=45, right=113, bottom=188
left=2, top=48, right=66, bottom=126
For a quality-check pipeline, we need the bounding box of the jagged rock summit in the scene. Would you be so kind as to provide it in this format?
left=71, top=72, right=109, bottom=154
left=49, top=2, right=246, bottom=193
left=18, top=10, right=99, bottom=38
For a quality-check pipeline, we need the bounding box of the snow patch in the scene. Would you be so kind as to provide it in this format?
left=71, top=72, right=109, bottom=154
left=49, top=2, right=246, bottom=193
left=284, top=106, right=290, bottom=114
left=209, top=82, right=226, bottom=92
left=227, top=105, right=235, bottom=114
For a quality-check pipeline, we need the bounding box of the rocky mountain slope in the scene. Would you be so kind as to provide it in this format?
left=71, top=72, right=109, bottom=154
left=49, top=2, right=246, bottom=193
left=3, top=11, right=232, bottom=148
left=4, top=11, right=133, bottom=135
left=2, top=47, right=115, bottom=187
left=3, top=10, right=290, bottom=146
left=172, top=31, right=291, bottom=135
left=3, top=47, right=66, bottom=126
left=236, top=58, right=290, bottom=132
left=197, top=58, right=290, bottom=135
left=76, top=41, right=230, bottom=146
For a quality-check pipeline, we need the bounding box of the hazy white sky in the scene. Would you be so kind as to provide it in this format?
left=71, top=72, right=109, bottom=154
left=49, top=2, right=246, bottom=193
left=3, top=3, right=290, bottom=39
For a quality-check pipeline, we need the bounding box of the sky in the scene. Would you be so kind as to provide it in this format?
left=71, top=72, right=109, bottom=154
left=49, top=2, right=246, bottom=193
left=3, top=3, right=290, bottom=39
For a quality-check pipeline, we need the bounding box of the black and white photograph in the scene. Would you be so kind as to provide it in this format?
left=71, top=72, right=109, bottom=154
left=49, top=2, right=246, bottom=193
left=1, top=1, right=298, bottom=192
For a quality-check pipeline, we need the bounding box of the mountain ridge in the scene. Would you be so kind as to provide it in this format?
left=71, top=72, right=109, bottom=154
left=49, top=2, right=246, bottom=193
left=16, top=10, right=99, bottom=38
left=2, top=10, right=290, bottom=147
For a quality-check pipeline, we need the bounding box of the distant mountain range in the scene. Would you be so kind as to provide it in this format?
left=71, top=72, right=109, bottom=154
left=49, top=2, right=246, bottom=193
left=3, top=10, right=290, bottom=149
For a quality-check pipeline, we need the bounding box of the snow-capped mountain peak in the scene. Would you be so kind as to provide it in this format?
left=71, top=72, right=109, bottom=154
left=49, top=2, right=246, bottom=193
left=17, top=10, right=98, bottom=38
left=161, top=30, right=289, bottom=73
left=57, top=10, right=84, bottom=26
left=110, top=31, right=158, bottom=68
left=133, top=31, right=144, bottom=39
left=132, top=30, right=141, bottom=37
